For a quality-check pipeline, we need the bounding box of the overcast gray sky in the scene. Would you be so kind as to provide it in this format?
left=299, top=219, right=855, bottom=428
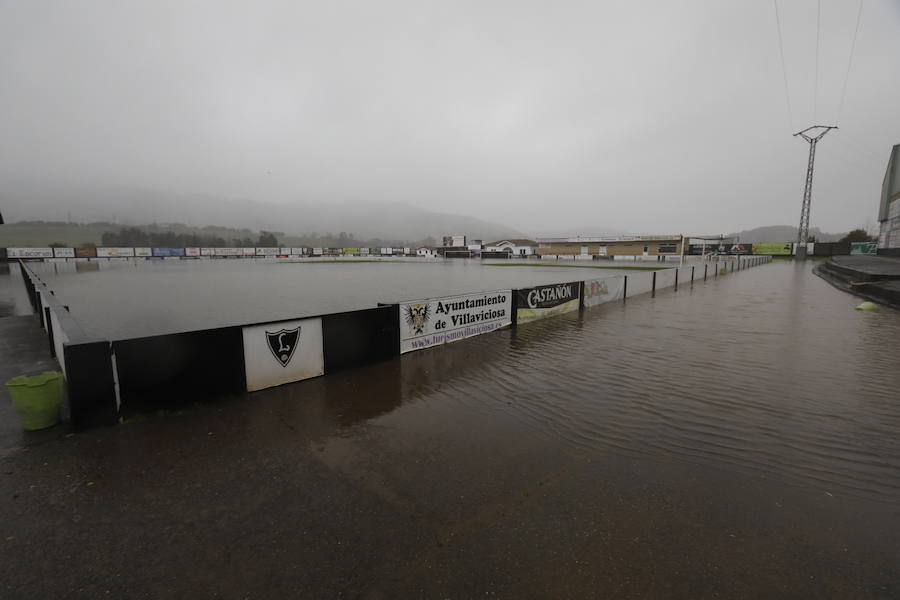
left=1, top=0, right=898, bottom=234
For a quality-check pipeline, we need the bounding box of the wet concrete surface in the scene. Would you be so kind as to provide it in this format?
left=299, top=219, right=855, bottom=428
left=816, top=256, right=900, bottom=308
left=1, top=260, right=899, bottom=598
left=829, top=255, right=900, bottom=279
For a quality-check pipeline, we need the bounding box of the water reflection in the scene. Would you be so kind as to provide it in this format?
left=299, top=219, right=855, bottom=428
left=321, top=261, right=900, bottom=505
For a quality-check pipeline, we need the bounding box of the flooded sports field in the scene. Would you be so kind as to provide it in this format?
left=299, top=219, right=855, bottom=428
left=13, top=258, right=657, bottom=338
left=1, top=258, right=899, bottom=597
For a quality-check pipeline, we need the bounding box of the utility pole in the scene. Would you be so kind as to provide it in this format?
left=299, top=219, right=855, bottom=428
left=793, top=125, right=837, bottom=260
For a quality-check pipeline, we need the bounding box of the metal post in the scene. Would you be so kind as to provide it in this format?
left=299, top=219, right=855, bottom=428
left=623, top=275, right=627, bottom=300
left=691, top=266, right=695, bottom=285
left=704, top=264, right=707, bottom=281
left=652, top=271, right=657, bottom=296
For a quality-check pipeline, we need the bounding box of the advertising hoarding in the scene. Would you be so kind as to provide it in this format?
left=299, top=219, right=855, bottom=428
left=242, top=317, right=324, bottom=392
left=343, top=248, right=360, bottom=255
left=583, top=276, right=625, bottom=308
left=290, top=248, right=305, bottom=255
left=850, top=242, right=877, bottom=255
left=185, top=247, right=200, bottom=257
left=134, top=247, right=152, bottom=257
left=96, top=247, right=135, bottom=258
left=313, top=248, right=323, bottom=256
left=241, top=248, right=256, bottom=256
left=752, top=243, right=792, bottom=255
left=399, top=290, right=512, bottom=354
left=52, top=247, right=75, bottom=258
left=516, top=282, right=581, bottom=324
left=214, top=247, right=243, bottom=256
left=75, top=247, right=98, bottom=258
left=152, top=247, right=185, bottom=257
left=256, top=247, right=279, bottom=256
left=6, top=248, right=54, bottom=258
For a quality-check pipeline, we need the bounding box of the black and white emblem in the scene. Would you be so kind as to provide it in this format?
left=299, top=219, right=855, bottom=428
left=266, top=327, right=300, bottom=367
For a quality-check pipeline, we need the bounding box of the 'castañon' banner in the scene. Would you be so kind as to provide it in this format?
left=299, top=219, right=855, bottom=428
left=516, top=281, right=580, bottom=324
left=399, top=290, right=512, bottom=354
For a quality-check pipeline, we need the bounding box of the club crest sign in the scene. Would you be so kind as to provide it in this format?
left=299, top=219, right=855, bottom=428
left=242, top=318, right=324, bottom=391
left=266, top=327, right=300, bottom=367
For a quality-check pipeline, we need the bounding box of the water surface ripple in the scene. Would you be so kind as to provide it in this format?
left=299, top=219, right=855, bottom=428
left=397, top=261, right=900, bottom=505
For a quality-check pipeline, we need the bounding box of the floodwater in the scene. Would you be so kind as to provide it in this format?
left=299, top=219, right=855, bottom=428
left=2, top=258, right=900, bottom=597
left=19, top=257, right=657, bottom=339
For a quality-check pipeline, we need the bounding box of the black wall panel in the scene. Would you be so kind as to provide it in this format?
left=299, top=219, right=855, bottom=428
left=64, top=341, right=118, bottom=428
left=113, top=327, right=246, bottom=412
left=323, top=307, right=399, bottom=373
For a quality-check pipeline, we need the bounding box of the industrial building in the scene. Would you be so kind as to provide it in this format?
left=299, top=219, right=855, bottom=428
left=878, top=144, right=900, bottom=255
left=536, top=235, right=683, bottom=260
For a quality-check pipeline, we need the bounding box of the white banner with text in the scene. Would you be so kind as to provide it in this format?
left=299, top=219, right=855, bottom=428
left=399, top=290, right=512, bottom=354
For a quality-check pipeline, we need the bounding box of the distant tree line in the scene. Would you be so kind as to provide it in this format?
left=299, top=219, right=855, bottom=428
left=837, top=229, right=875, bottom=244
left=10, top=220, right=444, bottom=249
left=100, top=227, right=281, bottom=248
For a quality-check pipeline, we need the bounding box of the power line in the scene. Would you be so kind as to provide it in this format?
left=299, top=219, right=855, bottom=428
left=813, top=0, right=820, bottom=123
left=836, top=0, right=864, bottom=124
left=829, top=136, right=879, bottom=174
left=773, top=0, right=794, bottom=131
left=838, top=130, right=884, bottom=164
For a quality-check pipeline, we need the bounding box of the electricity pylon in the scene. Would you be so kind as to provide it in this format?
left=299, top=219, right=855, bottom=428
left=793, top=125, right=837, bottom=260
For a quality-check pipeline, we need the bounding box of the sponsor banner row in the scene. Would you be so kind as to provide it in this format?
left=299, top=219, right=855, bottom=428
left=397, top=279, right=622, bottom=355
left=399, top=290, right=512, bottom=354
left=516, top=281, right=581, bottom=324
left=7, top=247, right=426, bottom=259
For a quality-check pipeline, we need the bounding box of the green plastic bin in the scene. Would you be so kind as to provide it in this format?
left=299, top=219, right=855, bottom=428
left=5, top=371, right=62, bottom=431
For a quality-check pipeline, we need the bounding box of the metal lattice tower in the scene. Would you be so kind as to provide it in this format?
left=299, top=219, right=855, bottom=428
left=793, top=125, right=836, bottom=259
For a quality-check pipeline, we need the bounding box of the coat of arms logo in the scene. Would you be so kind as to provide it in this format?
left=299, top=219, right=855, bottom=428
left=266, top=327, right=300, bottom=367
left=403, top=303, right=432, bottom=335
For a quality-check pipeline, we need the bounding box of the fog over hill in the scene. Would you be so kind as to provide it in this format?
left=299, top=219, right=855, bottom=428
left=0, top=180, right=521, bottom=242
left=727, top=225, right=845, bottom=243
left=523, top=227, right=629, bottom=239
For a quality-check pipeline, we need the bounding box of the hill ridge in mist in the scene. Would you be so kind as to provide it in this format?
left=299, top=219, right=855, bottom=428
left=0, top=179, right=521, bottom=242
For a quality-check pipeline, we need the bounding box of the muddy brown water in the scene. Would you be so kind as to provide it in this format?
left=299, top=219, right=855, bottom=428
left=1, top=258, right=899, bottom=597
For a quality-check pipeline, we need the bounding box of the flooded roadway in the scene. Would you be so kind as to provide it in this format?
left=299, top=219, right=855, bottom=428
left=1, top=259, right=899, bottom=598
